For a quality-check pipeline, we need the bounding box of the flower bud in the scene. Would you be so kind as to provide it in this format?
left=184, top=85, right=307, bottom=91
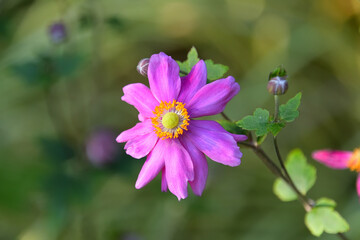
left=136, top=58, right=149, bottom=76
left=48, top=22, right=67, bottom=44
left=86, top=129, right=119, bottom=167
left=267, top=76, right=288, bottom=95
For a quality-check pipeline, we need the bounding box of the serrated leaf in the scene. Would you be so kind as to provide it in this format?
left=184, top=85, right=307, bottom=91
left=268, top=122, right=285, bottom=136
left=204, top=59, right=229, bottom=81
left=305, top=205, right=349, bottom=237
left=237, top=108, right=269, bottom=137
left=217, top=120, right=246, bottom=135
left=279, top=92, right=302, bottom=122
left=177, top=47, right=200, bottom=74
left=273, top=149, right=316, bottom=201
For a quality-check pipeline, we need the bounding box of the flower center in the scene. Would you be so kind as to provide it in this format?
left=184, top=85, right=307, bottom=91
left=151, top=100, right=190, bottom=139
left=347, top=148, right=360, bottom=172
left=162, top=112, right=179, bottom=129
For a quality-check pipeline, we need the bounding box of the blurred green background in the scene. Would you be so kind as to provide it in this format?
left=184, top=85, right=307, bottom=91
left=1, top=0, right=360, bottom=239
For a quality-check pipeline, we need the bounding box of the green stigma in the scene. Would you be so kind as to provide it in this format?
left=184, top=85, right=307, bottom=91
left=162, top=112, right=179, bottom=129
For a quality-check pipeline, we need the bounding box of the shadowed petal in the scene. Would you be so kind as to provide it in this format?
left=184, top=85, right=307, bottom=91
left=177, top=60, right=207, bottom=104
left=312, top=150, right=352, bottom=169
left=148, top=52, right=181, bottom=102
left=186, top=120, right=242, bottom=167
left=164, top=139, right=194, bottom=200
left=180, top=137, right=208, bottom=196
left=357, top=174, right=360, bottom=199
left=135, top=141, right=167, bottom=189
left=124, top=132, right=158, bottom=159
left=230, top=133, right=248, bottom=142
left=187, top=76, right=240, bottom=118
left=161, top=168, right=168, bottom=192
left=116, top=119, right=154, bottom=143
left=121, top=83, right=159, bottom=118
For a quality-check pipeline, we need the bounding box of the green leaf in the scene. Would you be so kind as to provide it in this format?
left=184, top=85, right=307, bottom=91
left=316, top=197, right=337, bottom=208
left=269, top=65, right=287, bottom=80
left=273, top=149, right=316, bottom=201
left=177, top=47, right=200, bottom=74
left=305, top=200, right=349, bottom=237
left=39, top=138, right=75, bottom=164
left=268, top=122, right=285, bottom=136
left=256, top=134, right=267, bottom=145
left=53, top=53, right=83, bottom=78
left=217, top=120, right=247, bottom=135
left=279, top=92, right=302, bottom=122
left=105, top=16, right=125, bottom=33
left=237, top=108, right=269, bottom=137
left=12, top=61, right=41, bottom=85
left=204, top=59, right=229, bottom=81
left=273, top=179, right=297, bottom=201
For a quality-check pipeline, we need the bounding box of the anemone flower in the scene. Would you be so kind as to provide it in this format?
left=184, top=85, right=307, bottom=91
left=312, top=148, right=360, bottom=198
left=117, top=52, right=247, bottom=200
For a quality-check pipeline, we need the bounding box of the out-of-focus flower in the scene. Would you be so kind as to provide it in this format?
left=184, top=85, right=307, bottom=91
left=312, top=148, right=360, bottom=199
left=116, top=52, right=247, bottom=200
left=48, top=22, right=67, bottom=44
left=267, top=76, right=288, bottom=95
left=136, top=58, right=149, bottom=76
left=86, top=129, right=118, bottom=166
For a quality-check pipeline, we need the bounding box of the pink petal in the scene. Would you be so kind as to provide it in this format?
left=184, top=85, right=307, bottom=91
left=312, top=150, right=352, bottom=169
left=138, top=113, right=145, bottom=122
left=161, top=168, right=168, bottom=192
left=163, top=139, right=194, bottom=200
left=177, top=60, right=207, bottom=104
left=185, top=120, right=242, bottom=167
left=187, top=76, right=240, bottom=118
left=124, top=132, right=158, bottom=159
left=135, top=141, right=166, bottom=189
left=198, top=120, right=248, bottom=143
left=180, top=137, right=208, bottom=196
left=148, top=52, right=181, bottom=102
left=231, top=133, right=248, bottom=142
left=116, top=119, right=154, bottom=143
left=121, top=83, right=159, bottom=119
left=357, top=174, right=360, bottom=199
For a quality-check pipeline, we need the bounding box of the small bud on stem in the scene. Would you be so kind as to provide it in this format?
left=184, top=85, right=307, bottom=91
left=48, top=22, right=67, bottom=44
left=267, top=66, right=288, bottom=95
left=136, top=58, right=149, bottom=77
left=267, top=76, right=288, bottom=95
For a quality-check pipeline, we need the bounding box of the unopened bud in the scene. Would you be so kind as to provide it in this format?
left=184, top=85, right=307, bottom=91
left=86, top=129, right=119, bottom=167
left=267, top=76, right=288, bottom=95
left=48, top=22, right=67, bottom=44
left=136, top=58, right=149, bottom=76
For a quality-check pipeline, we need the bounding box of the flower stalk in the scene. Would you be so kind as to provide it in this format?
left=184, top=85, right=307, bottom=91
left=220, top=111, right=349, bottom=240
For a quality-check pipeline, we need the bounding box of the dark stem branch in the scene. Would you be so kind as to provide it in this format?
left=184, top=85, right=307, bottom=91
left=220, top=112, right=231, bottom=121
left=273, top=136, right=313, bottom=210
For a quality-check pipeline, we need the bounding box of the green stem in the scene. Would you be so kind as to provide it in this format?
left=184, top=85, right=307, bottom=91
left=274, top=95, right=279, bottom=121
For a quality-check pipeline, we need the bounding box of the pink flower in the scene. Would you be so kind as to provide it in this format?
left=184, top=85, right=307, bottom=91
left=312, top=148, right=360, bottom=198
left=116, top=52, right=247, bottom=200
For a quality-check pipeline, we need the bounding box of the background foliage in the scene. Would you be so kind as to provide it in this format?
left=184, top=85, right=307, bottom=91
left=1, top=0, right=360, bottom=239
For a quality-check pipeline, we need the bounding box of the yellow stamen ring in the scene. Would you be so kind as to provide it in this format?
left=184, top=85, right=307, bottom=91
left=151, top=100, right=190, bottom=139
left=348, top=148, right=360, bottom=172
